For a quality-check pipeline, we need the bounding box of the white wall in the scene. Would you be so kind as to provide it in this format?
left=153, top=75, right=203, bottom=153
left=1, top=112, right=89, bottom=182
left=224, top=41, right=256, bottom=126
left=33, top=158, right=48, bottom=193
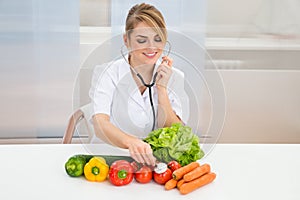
left=218, top=70, right=300, bottom=143
left=206, top=0, right=300, bottom=37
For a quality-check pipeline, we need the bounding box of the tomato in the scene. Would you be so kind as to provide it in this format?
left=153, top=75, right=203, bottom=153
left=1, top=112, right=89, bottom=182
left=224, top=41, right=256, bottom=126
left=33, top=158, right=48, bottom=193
left=134, top=165, right=153, bottom=184
left=167, top=160, right=181, bottom=172
left=153, top=168, right=172, bottom=185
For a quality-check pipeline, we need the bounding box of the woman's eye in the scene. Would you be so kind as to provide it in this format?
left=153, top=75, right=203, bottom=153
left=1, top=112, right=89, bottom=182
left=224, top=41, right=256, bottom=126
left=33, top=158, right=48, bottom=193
left=154, top=37, right=162, bottom=42
left=137, top=39, right=146, bottom=43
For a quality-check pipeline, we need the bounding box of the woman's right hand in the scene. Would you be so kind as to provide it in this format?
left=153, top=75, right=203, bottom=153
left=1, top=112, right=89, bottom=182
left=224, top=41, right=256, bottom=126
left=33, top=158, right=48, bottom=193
left=155, top=56, right=173, bottom=89
left=93, top=114, right=156, bottom=166
left=126, top=137, right=156, bottom=166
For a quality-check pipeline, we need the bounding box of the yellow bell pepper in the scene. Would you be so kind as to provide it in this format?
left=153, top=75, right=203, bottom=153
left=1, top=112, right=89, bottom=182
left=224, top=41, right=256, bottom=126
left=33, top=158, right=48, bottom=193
left=84, top=157, right=109, bottom=182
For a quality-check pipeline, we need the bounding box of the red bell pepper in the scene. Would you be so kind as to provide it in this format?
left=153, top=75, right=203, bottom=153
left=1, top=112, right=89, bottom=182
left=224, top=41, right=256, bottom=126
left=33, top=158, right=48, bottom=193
left=109, top=160, right=134, bottom=186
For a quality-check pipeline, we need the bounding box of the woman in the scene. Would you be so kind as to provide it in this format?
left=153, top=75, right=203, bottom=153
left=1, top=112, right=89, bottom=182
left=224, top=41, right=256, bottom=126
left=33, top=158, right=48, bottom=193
left=89, top=3, right=184, bottom=166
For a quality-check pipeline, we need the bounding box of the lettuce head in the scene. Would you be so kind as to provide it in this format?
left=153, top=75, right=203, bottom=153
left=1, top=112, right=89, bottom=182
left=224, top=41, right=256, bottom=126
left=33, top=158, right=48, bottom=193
left=143, top=123, right=204, bottom=166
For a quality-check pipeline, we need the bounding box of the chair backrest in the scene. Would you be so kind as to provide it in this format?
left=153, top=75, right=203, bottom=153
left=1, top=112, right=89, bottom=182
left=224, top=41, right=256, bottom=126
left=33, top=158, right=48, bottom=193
left=62, top=103, right=94, bottom=144
left=63, top=60, right=108, bottom=144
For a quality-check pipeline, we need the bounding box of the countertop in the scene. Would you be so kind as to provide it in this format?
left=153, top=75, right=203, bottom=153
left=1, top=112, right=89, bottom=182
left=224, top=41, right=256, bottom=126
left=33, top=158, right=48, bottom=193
left=0, top=143, right=299, bottom=200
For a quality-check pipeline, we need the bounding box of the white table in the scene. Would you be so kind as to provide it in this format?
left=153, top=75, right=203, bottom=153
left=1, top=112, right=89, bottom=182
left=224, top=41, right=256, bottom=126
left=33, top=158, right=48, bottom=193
left=0, top=144, right=299, bottom=200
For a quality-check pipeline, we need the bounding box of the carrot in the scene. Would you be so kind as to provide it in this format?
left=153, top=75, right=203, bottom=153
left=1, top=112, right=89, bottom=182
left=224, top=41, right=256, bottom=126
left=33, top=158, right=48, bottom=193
left=164, top=179, right=178, bottom=190
left=183, top=164, right=211, bottom=182
left=176, top=179, right=185, bottom=189
left=172, top=162, right=200, bottom=180
left=179, top=172, right=216, bottom=195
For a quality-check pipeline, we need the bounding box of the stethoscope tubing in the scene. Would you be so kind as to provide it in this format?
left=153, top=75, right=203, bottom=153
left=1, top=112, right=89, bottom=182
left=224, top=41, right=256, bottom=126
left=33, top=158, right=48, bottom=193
left=120, top=42, right=171, bottom=131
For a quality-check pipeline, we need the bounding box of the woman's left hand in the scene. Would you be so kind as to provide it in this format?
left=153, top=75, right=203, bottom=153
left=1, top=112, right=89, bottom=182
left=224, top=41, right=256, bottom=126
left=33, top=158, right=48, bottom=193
left=155, top=56, right=173, bottom=88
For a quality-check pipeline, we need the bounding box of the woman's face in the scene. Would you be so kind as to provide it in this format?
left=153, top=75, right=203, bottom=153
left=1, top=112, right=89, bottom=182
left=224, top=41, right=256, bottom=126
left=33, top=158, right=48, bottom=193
left=125, top=22, right=165, bottom=67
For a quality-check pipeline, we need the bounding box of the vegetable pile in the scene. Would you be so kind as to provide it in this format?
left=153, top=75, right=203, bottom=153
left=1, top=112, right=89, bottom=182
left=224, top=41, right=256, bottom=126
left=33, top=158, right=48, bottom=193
left=64, top=123, right=214, bottom=194
left=65, top=155, right=216, bottom=194
left=143, top=123, right=204, bottom=166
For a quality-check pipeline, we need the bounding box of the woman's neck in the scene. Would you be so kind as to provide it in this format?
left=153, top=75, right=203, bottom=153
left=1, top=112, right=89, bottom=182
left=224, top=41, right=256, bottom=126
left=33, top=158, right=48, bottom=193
left=129, top=56, right=156, bottom=84
left=129, top=56, right=156, bottom=94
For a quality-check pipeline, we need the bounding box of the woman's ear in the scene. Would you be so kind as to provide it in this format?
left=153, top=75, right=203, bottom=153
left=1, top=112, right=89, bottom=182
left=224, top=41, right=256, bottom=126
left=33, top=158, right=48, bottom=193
left=123, top=34, right=132, bottom=53
left=123, top=34, right=129, bottom=48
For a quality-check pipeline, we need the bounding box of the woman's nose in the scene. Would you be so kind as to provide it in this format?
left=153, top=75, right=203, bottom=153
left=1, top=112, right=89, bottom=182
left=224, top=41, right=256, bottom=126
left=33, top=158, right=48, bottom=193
left=145, top=39, right=156, bottom=48
left=146, top=41, right=157, bottom=51
left=147, top=46, right=157, bottom=52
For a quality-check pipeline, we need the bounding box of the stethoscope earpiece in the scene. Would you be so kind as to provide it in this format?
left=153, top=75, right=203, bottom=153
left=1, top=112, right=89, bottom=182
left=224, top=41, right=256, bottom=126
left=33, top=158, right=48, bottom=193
left=164, top=41, right=171, bottom=58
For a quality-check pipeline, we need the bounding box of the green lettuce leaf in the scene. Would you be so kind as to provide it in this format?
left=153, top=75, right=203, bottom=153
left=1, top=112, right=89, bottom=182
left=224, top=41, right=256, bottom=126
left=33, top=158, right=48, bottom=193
left=143, top=123, right=204, bottom=166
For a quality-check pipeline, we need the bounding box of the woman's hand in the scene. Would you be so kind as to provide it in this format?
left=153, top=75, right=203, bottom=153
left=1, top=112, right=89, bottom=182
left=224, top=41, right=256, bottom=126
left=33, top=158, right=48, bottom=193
left=126, top=137, right=156, bottom=166
left=155, top=56, right=173, bottom=88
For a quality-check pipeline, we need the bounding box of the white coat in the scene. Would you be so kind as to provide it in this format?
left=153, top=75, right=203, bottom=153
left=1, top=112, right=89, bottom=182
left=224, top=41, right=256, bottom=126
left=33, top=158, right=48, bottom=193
left=89, top=58, right=188, bottom=142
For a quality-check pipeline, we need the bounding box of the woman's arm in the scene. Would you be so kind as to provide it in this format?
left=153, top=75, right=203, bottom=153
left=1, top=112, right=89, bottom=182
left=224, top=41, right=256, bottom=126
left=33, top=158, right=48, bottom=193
left=92, top=113, right=156, bottom=166
left=156, top=86, right=183, bottom=127
left=155, top=56, right=183, bottom=127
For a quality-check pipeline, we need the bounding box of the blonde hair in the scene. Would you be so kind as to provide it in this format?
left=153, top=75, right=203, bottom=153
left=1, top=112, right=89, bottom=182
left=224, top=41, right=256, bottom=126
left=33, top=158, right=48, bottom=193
left=125, top=3, right=167, bottom=43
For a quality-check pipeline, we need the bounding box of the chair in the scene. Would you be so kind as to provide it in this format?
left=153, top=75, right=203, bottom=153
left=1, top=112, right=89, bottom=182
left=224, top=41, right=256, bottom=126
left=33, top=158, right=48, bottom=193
left=62, top=36, right=119, bottom=144
left=62, top=103, right=94, bottom=144
left=62, top=61, right=109, bottom=144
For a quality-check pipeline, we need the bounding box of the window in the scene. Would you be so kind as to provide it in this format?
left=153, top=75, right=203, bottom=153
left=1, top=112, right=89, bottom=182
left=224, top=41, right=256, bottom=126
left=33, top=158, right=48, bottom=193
left=0, top=0, right=79, bottom=141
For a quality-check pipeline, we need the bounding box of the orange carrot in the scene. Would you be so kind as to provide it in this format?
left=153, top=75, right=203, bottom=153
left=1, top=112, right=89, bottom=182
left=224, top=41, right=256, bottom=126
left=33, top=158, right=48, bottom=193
left=176, top=179, right=185, bottom=189
left=172, top=162, right=200, bottom=180
left=164, top=179, right=178, bottom=190
left=179, top=172, right=216, bottom=195
left=183, top=164, right=211, bottom=182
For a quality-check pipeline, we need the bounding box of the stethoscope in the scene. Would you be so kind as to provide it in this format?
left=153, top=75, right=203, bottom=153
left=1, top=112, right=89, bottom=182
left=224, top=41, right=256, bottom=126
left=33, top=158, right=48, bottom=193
left=120, top=41, right=171, bottom=131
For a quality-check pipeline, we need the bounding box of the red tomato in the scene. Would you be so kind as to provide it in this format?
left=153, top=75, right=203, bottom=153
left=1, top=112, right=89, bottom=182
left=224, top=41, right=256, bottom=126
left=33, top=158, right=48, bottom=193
left=153, top=168, right=172, bottom=185
left=167, top=160, right=181, bottom=172
left=134, top=165, right=153, bottom=184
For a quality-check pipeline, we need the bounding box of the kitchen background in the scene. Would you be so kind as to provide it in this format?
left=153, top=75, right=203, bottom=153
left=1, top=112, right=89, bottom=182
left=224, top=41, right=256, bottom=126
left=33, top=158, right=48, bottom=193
left=0, top=0, right=299, bottom=144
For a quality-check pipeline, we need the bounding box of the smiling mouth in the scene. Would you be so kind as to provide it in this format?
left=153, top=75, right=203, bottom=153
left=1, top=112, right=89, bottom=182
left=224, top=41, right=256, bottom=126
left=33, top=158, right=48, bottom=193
left=143, top=52, right=157, bottom=58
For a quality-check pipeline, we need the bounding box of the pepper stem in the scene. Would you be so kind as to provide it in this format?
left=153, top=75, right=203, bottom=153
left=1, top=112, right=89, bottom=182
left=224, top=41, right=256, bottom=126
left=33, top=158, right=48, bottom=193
left=92, top=166, right=100, bottom=175
left=68, top=163, right=76, bottom=171
left=117, top=169, right=127, bottom=179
